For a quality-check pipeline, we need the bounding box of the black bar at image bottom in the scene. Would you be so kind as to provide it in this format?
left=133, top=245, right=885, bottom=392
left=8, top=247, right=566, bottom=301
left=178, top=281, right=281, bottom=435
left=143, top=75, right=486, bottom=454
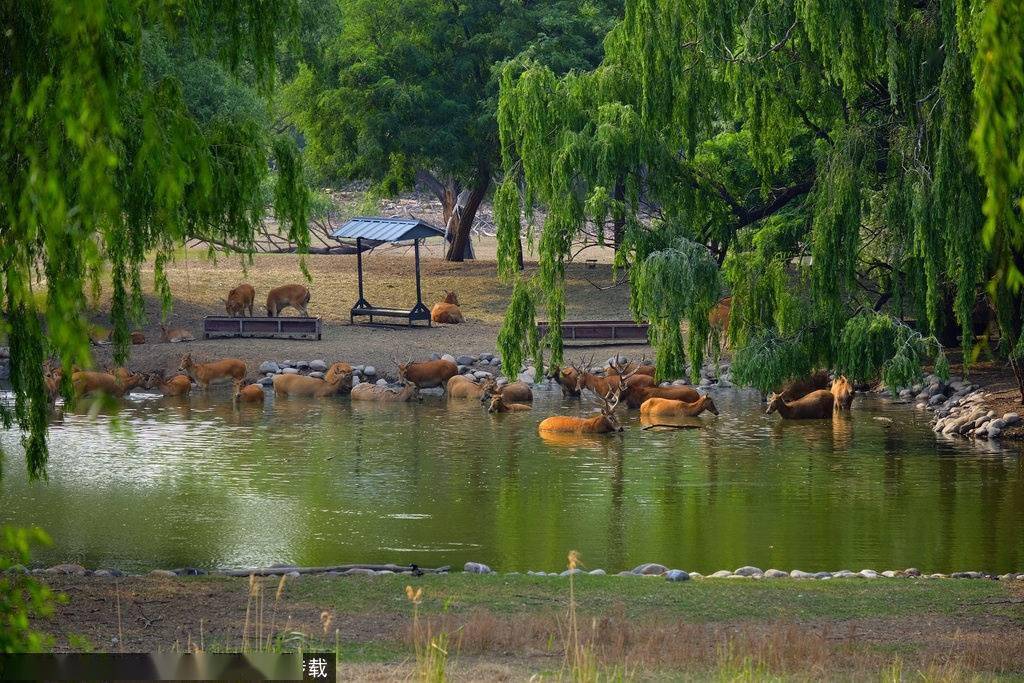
left=0, top=653, right=336, bottom=682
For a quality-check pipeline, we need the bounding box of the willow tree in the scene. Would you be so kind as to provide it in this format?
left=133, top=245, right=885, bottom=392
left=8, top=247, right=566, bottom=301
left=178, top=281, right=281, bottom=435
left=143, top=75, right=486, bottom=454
left=1, top=1, right=308, bottom=479
left=496, top=0, right=1022, bottom=395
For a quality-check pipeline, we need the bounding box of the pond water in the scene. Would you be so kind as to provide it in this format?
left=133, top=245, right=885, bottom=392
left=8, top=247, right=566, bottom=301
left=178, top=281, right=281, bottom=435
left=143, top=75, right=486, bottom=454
left=1, top=386, right=1022, bottom=574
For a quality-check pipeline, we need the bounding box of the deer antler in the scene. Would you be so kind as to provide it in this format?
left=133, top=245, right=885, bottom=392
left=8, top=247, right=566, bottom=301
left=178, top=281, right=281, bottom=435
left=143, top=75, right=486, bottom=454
left=609, top=355, right=639, bottom=381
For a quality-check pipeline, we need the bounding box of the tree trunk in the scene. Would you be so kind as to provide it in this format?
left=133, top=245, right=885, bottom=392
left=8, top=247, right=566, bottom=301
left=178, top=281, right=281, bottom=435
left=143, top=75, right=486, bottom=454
left=445, top=173, right=490, bottom=262
left=612, top=178, right=625, bottom=251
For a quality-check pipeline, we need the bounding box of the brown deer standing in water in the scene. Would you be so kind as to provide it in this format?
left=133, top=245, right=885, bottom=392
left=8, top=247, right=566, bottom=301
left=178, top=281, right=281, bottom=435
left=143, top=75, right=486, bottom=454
left=272, top=362, right=353, bottom=398
left=179, top=353, right=246, bottom=391
left=547, top=365, right=581, bottom=398
left=765, top=389, right=835, bottom=419
left=831, top=375, right=854, bottom=410
left=146, top=369, right=192, bottom=397
left=574, top=355, right=654, bottom=405
left=777, top=371, right=831, bottom=401
left=233, top=381, right=266, bottom=403
left=395, top=355, right=459, bottom=390
left=479, top=378, right=533, bottom=403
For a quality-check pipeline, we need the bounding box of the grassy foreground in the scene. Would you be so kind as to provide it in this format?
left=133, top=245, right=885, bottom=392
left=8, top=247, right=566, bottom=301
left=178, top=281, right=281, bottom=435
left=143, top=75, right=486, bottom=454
left=38, top=572, right=1024, bottom=680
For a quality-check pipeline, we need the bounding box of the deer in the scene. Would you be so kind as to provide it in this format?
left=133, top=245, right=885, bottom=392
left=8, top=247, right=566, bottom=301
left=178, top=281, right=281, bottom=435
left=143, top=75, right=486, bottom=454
left=546, top=365, right=581, bottom=398
left=395, top=355, right=459, bottom=390
left=351, top=380, right=421, bottom=402
left=233, top=381, right=265, bottom=403
left=42, top=361, right=63, bottom=406
left=266, top=284, right=311, bottom=317
left=179, top=353, right=246, bottom=391
left=479, top=378, right=534, bottom=403
left=640, top=395, right=719, bottom=418
left=624, top=384, right=701, bottom=409
left=777, top=371, right=831, bottom=401
left=71, top=368, right=146, bottom=398
left=538, top=386, right=624, bottom=434
left=708, top=296, right=732, bottom=351
left=224, top=283, right=256, bottom=317
left=431, top=290, right=465, bottom=324
left=574, top=355, right=655, bottom=405
left=765, top=389, right=835, bottom=419
left=605, top=354, right=656, bottom=378
left=145, top=369, right=192, bottom=397
left=447, top=374, right=487, bottom=399
left=160, top=324, right=195, bottom=343
left=831, top=375, right=854, bottom=410
left=272, top=362, right=353, bottom=398
left=488, top=394, right=532, bottom=413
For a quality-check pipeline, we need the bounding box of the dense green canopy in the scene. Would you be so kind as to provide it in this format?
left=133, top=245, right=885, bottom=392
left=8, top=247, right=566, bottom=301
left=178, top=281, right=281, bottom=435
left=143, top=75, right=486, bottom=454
left=495, top=0, right=1023, bottom=392
left=1, top=1, right=308, bottom=479
left=283, top=0, right=621, bottom=260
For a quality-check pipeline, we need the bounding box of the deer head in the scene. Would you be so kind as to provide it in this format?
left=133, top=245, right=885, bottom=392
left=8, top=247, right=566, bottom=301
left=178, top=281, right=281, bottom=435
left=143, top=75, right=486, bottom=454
left=571, top=354, right=597, bottom=392
left=765, top=392, right=783, bottom=415
left=591, top=387, right=624, bottom=432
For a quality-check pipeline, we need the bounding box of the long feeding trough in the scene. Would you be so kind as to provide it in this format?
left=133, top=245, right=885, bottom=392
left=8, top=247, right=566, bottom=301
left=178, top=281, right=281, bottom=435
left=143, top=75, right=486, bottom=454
left=536, top=319, right=650, bottom=346
left=332, top=217, right=446, bottom=327
left=203, top=316, right=322, bottom=340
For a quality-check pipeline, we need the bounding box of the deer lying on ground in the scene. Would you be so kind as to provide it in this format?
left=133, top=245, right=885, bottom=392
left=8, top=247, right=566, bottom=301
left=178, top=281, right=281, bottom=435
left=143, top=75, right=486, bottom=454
left=624, top=384, right=701, bottom=409
left=160, top=324, right=195, bottom=343
left=640, top=395, right=719, bottom=418
left=547, top=365, right=581, bottom=398
left=224, top=284, right=256, bottom=317
left=179, top=353, right=246, bottom=391
left=479, top=378, right=533, bottom=403
left=538, top=386, right=625, bottom=434
left=488, top=394, right=531, bottom=413
left=266, top=284, right=311, bottom=317
left=233, top=382, right=265, bottom=403
left=145, top=369, right=192, bottom=397
left=395, top=356, right=458, bottom=390
left=272, top=362, right=353, bottom=397
left=765, top=389, right=835, bottom=419
left=777, top=371, right=831, bottom=401
left=831, top=375, right=854, bottom=410
left=431, top=290, right=464, bottom=324
left=574, top=356, right=654, bottom=405
left=351, top=380, right=421, bottom=402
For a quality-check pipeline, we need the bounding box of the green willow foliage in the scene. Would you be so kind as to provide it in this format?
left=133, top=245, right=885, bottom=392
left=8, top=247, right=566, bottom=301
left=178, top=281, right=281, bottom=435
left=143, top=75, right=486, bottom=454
left=496, top=0, right=1021, bottom=392
left=1, top=1, right=307, bottom=479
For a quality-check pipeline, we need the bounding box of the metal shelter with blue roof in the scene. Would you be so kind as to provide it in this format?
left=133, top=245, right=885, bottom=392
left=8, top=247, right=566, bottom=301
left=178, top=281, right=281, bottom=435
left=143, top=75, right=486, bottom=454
left=332, top=217, right=446, bottom=326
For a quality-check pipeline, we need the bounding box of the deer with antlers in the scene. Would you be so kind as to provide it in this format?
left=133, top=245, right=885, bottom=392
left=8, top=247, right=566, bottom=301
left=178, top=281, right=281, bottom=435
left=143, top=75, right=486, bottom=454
left=538, top=384, right=625, bottom=434
left=573, top=355, right=655, bottom=404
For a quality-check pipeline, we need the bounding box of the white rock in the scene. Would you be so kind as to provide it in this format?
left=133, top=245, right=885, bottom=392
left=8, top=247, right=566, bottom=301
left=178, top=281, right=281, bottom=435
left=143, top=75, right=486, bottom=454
left=441, top=354, right=457, bottom=364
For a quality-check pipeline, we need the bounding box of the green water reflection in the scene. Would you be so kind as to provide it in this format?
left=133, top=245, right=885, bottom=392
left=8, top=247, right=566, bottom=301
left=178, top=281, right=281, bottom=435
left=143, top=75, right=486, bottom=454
left=1, top=387, right=1022, bottom=573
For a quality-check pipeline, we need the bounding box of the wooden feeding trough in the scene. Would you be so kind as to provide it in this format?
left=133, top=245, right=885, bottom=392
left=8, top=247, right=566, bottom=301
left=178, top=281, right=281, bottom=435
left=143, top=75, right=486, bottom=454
left=203, top=316, right=322, bottom=340
left=536, top=319, right=650, bottom=346
left=331, top=217, right=446, bottom=327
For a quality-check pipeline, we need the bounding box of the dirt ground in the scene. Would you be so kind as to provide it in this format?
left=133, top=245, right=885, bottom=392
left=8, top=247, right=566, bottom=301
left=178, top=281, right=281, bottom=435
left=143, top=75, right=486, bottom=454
left=32, top=574, right=1024, bottom=680
left=86, top=240, right=639, bottom=381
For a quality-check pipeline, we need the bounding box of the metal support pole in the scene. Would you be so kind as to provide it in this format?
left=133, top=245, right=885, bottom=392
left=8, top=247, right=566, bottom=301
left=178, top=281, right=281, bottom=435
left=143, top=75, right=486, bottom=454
left=356, top=237, right=364, bottom=302
left=414, top=238, right=423, bottom=306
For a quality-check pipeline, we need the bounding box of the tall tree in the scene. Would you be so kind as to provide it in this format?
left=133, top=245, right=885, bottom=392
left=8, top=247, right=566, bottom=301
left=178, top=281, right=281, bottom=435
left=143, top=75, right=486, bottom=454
left=284, top=0, right=621, bottom=261
left=1, top=1, right=308, bottom=479
left=495, top=0, right=1022, bottom=397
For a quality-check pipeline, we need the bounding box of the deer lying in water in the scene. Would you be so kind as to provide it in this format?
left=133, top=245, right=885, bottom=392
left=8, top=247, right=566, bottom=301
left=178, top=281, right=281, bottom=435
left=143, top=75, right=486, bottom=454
left=625, top=384, right=700, bottom=409
left=480, top=378, right=533, bottom=403
left=431, top=290, right=464, bottom=324
left=224, top=283, right=256, bottom=317
left=71, top=367, right=146, bottom=398
left=488, top=394, right=531, bottom=413
left=272, top=362, right=353, bottom=397
left=777, top=371, right=831, bottom=401
left=831, top=375, right=854, bottom=410
left=266, top=284, right=311, bottom=317
left=539, top=386, right=624, bottom=434
left=447, top=374, right=487, bottom=399
left=160, top=324, right=195, bottom=343
left=179, top=353, right=246, bottom=391
left=396, top=356, right=459, bottom=390
left=547, top=365, right=582, bottom=398
left=146, top=369, right=193, bottom=397
left=351, top=380, right=421, bottom=402
left=233, top=381, right=265, bottom=403
left=766, top=389, right=835, bottom=419
left=640, top=395, right=719, bottom=417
